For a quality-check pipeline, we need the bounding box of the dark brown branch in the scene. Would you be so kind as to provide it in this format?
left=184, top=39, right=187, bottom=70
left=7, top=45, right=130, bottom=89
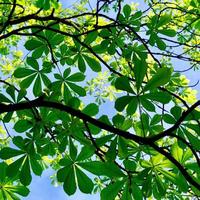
left=0, top=98, right=199, bottom=189
left=149, top=100, right=200, bottom=142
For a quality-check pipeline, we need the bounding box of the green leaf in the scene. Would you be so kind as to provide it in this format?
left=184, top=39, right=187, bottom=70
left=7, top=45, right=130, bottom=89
left=121, top=183, right=132, bottom=200
left=115, top=96, right=133, bottom=112
left=8, top=186, right=30, bottom=197
left=76, top=167, right=94, bottom=193
left=155, top=36, right=166, bottom=50
left=33, top=75, right=42, bottom=96
left=69, top=138, right=77, bottom=161
left=163, top=114, right=176, bottom=124
left=67, top=73, right=85, bottom=82
left=0, top=93, right=11, bottom=103
left=126, top=97, right=138, bottom=115
left=14, top=68, right=35, bottom=78
left=6, top=156, right=25, bottom=178
left=50, top=34, right=64, bottom=46
left=143, top=92, right=171, bottom=104
left=0, top=147, right=24, bottom=160
left=20, top=74, right=36, bottom=89
left=170, top=106, right=182, bottom=119
left=133, top=57, right=147, bottom=91
left=112, top=114, right=125, bottom=127
left=83, top=55, right=101, bottom=72
left=106, top=137, right=117, bottom=161
left=158, top=169, right=177, bottom=184
left=30, top=158, right=43, bottom=176
left=155, top=173, right=166, bottom=196
left=123, top=4, right=131, bottom=18
left=20, top=157, right=32, bottom=186
left=78, top=55, right=86, bottom=72
left=158, top=29, right=176, bottom=37
left=101, top=180, right=124, bottom=200
left=26, top=57, right=39, bottom=70
left=63, top=167, right=76, bottom=195
left=115, top=76, right=134, bottom=93
left=157, top=14, right=171, bottom=27
left=57, top=166, right=71, bottom=182
left=143, top=68, right=172, bottom=92
left=123, top=160, right=137, bottom=171
left=14, top=120, right=32, bottom=133
left=0, top=162, right=7, bottom=181
left=140, top=97, right=155, bottom=112
left=24, top=39, right=43, bottom=50
left=36, top=0, right=50, bottom=10
left=84, top=31, right=98, bottom=45
left=82, top=103, right=99, bottom=116
left=76, top=146, right=95, bottom=161
left=79, top=161, right=124, bottom=178
left=171, top=143, right=183, bottom=163
left=67, top=82, right=86, bottom=96
left=185, top=129, right=200, bottom=150
left=132, top=182, right=143, bottom=200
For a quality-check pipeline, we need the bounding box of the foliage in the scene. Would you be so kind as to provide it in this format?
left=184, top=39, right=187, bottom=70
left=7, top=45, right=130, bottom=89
left=0, top=0, right=200, bottom=199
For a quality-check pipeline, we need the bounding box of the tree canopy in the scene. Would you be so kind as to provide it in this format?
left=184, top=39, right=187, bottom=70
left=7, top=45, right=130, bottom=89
left=0, top=0, right=200, bottom=199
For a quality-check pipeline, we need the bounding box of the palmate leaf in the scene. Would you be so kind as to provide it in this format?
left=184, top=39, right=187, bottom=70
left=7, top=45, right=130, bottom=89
left=0, top=162, right=30, bottom=200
